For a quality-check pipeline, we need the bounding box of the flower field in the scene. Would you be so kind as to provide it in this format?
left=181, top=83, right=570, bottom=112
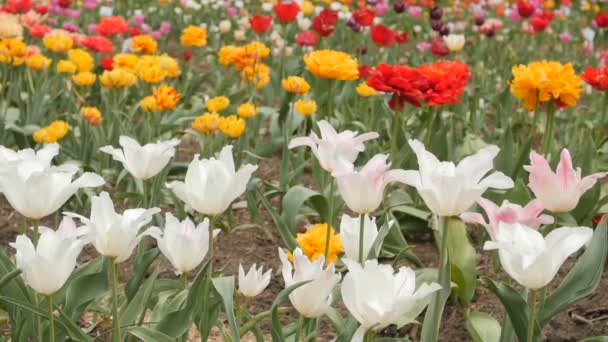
left=1, top=0, right=608, bottom=341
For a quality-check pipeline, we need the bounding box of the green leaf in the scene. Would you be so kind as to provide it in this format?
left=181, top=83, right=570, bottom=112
left=465, top=311, right=501, bottom=342
left=480, top=277, right=529, bottom=342
left=270, top=281, right=311, bottom=342
left=63, top=257, right=108, bottom=319
left=0, top=269, right=22, bottom=290
left=258, top=189, right=298, bottom=250
left=212, top=276, right=240, bottom=342
left=127, top=327, right=175, bottom=342
left=120, top=266, right=161, bottom=328
left=580, top=337, right=608, bottom=342
left=281, top=186, right=328, bottom=234
left=125, top=248, right=161, bottom=301
left=446, top=218, right=477, bottom=305
left=540, top=222, right=608, bottom=326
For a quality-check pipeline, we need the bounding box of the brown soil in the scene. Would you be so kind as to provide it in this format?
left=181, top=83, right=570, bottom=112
left=0, top=142, right=607, bottom=341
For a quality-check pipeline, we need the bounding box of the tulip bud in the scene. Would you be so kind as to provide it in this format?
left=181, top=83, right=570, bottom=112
left=393, top=2, right=406, bottom=13
left=430, top=6, right=443, bottom=20
left=431, top=20, right=443, bottom=31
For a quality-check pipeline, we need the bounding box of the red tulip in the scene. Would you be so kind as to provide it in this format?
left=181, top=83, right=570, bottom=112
left=295, top=30, right=317, bottom=46
left=531, top=15, right=550, bottom=32
left=371, top=25, right=396, bottom=47
left=250, top=14, right=273, bottom=34
left=595, top=12, right=608, bottom=28
left=29, top=24, right=51, bottom=38
left=313, top=9, right=338, bottom=37
left=430, top=37, right=449, bottom=56
left=352, top=8, right=375, bottom=27
left=100, top=57, right=114, bottom=71
left=517, top=1, right=535, bottom=18
left=274, top=1, right=300, bottom=23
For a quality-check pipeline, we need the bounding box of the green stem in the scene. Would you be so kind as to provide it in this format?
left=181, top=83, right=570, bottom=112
left=424, top=108, right=436, bottom=147
left=35, top=294, right=42, bottom=341
left=110, top=258, right=121, bottom=342
left=326, top=79, right=334, bottom=119
left=181, top=272, right=189, bottom=289
left=32, top=219, right=40, bottom=245
left=47, top=295, right=54, bottom=342
left=295, top=316, right=304, bottom=342
left=391, top=111, right=400, bottom=159
left=541, top=102, right=555, bottom=155
left=363, top=328, right=376, bottom=342
left=527, top=289, right=538, bottom=342
left=323, top=180, right=335, bottom=263
left=600, top=92, right=608, bottom=132
left=358, top=214, right=366, bottom=264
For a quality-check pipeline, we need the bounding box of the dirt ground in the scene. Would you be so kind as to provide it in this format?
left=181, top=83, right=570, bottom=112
left=0, top=143, right=607, bottom=341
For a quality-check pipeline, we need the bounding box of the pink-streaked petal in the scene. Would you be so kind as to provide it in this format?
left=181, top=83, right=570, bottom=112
left=578, top=172, right=607, bottom=194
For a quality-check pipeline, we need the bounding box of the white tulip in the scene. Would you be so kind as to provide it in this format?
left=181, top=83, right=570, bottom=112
left=278, top=248, right=341, bottom=318
left=0, top=143, right=58, bottom=165
left=100, top=136, right=180, bottom=181
left=298, top=17, right=311, bottom=30
left=342, top=259, right=441, bottom=342
left=484, top=223, right=593, bottom=289
left=167, top=145, right=257, bottom=215
left=397, top=139, right=513, bottom=217
left=0, top=155, right=104, bottom=219
left=238, top=263, right=272, bottom=298
left=151, top=213, right=219, bottom=275
left=66, top=192, right=160, bottom=263
left=334, top=154, right=407, bottom=214
left=339, top=214, right=378, bottom=261
left=10, top=218, right=86, bottom=295
left=219, top=20, right=232, bottom=33
left=443, top=34, right=465, bottom=52
left=289, top=120, right=379, bottom=173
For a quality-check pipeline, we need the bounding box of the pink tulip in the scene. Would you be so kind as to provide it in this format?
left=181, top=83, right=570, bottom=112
left=408, top=6, right=422, bottom=18
left=375, top=2, right=389, bottom=16
left=524, top=149, right=606, bottom=213
left=416, top=42, right=431, bottom=52
left=461, top=198, right=553, bottom=239
left=559, top=32, right=572, bottom=43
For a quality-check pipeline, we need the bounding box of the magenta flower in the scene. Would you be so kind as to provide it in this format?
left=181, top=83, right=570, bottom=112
left=408, top=6, right=422, bottom=18
left=524, top=149, right=606, bottom=213
left=461, top=198, right=553, bottom=239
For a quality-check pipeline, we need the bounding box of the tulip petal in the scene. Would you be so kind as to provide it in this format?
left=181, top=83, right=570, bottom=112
left=479, top=171, right=514, bottom=189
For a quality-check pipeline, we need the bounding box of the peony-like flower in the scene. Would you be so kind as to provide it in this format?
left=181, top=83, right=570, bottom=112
left=484, top=223, right=592, bottom=289
left=67, top=48, right=94, bottom=72
left=294, top=99, right=317, bottom=116
left=81, top=35, right=114, bottom=54
left=66, top=192, right=160, bottom=263
left=167, top=145, right=257, bottom=215
left=238, top=263, right=272, bottom=298
left=206, top=96, right=230, bottom=112
left=237, top=102, right=257, bottom=118
left=96, top=16, right=129, bottom=36
left=460, top=198, right=553, bottom=240
left=418, top=60, right=471, bottom=106
left=99, top=68, right=137, bottom=88
left=80, top=106, right=102, bottom=126
left=25, top=54, right=51, bottom=70
left=0, top=155, right=104, bottom=220
left=296, top=223, right=344, bottom=265
left=10, top=217, right=86, bottom=295
left=131, top=35, right=158, bottom=54
left=140, top=96, right=158, bottom=112
left=0, top=38, right=26, bottom=65
left=289, top=120, right=378, bottom=173
left=524, top=149, right=606, bottom=213
left=278, top=248, right=340, bottom=318
left=398, top=139, right=513, bottom=217
left=303, top=50, right=359, bottom=81
left=153, top=84, right=181, bottom=110
left=43, top=32, right=73, bottom=53
left=57, top=60, right=77, bottom=74
left=192, top=112, right=220, bottom=134
left=72, top=72, right=96, bottom=86
left=33, top=120, right=70, bottom=144
left=180, top=25, right=207, bottom=47
left=339, top=214, right=378, bottom=261
left=334, top=154, right=408, bottom=214
left=151, top=213, right=219, bottom=275
left=0, top=12, right=23, bottom=39
left=100, top=136, right=180, bottom=180
left=219, top=115, right=246, bottom=138
left=367, top=63, right=428, bottom=110
left=510, top=61, right=583, bottom=110
left=282, top=76, right=311, bottom=94
left=582, top=66, right=608, bottom=91
left=113, top=53, right=139, bottom=71
left=342, top=259, right=441, bottom=341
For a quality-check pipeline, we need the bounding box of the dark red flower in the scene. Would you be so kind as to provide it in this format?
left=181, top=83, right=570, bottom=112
left=371, top=25, right=397, bottom=47
left=58, top=0, right=72, bottom=8
left=129, top=27, right=141, bottom=36
left=419, top=60, right=471, bottom=106
left=396, top=32, right=409, bottom=44
left=592, top=215, right=605, bottom=228
left=530, top=15, right=550, bottom=32
left=100, top=57, right=114, bottom=71
left=183, top=51, right=193, bottom=62
left=352, top=8, right=375, bottom=27
left=274, top=1, right=300, bottom=23
left=250, top=14, right=273, bottom=34
left=2, top=0, right=33, bottom=13
left=35, top=5, right=48, bottom=15
left=295, top=30, right=317, bottom=46
left=595, top=12, right=608, bottom=28
left=81, top=35, right=114, bottom=54
left=29, top=24, right=51, bottom=38
left=430, top=37, right=449, bottom=57
left=367, top=63, right=429, bottom=109
left=582, top=66, right=608, bottom=91
left=517, top=1, right=535, bottom=18
left=96, top=16, right=129, bottom=36
left=313, top=9, right=338, bottom=37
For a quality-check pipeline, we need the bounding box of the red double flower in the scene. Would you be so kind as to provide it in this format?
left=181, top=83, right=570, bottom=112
left=313, top=8, right=338, bottom=37
left=582, top=66, right=608, bottom=91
